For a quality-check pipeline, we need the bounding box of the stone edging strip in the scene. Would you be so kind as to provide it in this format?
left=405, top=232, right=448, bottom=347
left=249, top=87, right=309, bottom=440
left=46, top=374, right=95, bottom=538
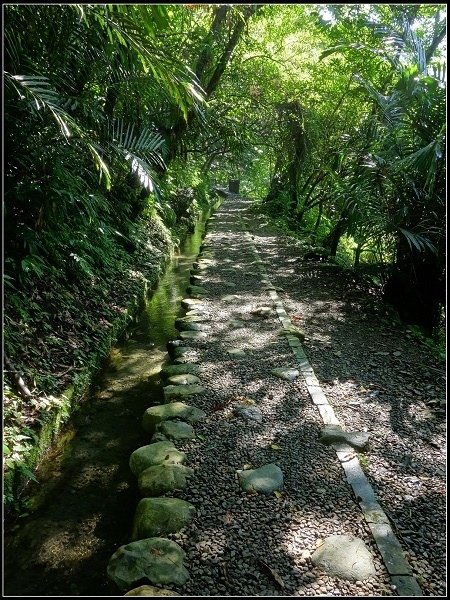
left=244, top=230, right=423, bottom=597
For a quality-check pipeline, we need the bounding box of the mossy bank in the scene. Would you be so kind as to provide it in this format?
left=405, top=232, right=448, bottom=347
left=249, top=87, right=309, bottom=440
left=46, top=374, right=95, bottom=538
left=3, top=187, right=219, bottom=512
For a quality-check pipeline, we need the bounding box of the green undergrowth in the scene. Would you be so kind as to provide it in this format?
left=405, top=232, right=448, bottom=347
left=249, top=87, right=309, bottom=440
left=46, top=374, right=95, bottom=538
left=247, top=196, right=446, bottom=361
left=3, top=182, right=215, bottom=511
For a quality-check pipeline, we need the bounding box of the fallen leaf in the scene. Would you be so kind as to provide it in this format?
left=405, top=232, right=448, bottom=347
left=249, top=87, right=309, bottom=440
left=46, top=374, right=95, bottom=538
left=223, top=510, right=234, bottom=525
left=340, top=452, right=356, bottom=462
left=274, top=490, right=282, bottom=499
left=259, top=559, right=285, bottom=588
left=219, top=561, right=230, bottom=583
left=271, top=444, right=282, bottom=450
left=243, top=463, right=252, bottom=470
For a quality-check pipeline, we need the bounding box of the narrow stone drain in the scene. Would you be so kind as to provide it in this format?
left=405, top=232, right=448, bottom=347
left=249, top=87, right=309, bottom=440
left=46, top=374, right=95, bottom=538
left=244, top=229, right=423, bottom=597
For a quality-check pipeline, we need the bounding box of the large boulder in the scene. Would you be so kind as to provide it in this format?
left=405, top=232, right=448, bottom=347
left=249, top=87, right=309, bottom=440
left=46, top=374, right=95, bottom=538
left=138, top=464, right=194, bottom=496
left=107, top=538, right=189, bottom=590
left=129, top=442, right=185, bottom=477
left=132, top=498, right=196, bottom=540
left=142, top=402, right=206, bottom=433
left=311, top=535, right=376, bottom=581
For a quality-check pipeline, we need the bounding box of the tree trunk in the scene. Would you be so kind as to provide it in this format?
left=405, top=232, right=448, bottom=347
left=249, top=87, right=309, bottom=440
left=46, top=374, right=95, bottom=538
left=384, top=241, right=445, bottom=333
left=324, top=216, right=348, bottom=256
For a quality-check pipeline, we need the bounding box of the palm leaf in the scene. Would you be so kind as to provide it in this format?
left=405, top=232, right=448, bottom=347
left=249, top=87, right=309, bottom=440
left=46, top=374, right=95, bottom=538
left=398, top=228, right=437, bottom=254
left=108, top=119, right=166, bottom=192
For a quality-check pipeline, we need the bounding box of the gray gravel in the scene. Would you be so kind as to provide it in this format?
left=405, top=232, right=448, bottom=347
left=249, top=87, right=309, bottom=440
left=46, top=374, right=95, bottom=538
left=162, top=194, right=445, bottom=597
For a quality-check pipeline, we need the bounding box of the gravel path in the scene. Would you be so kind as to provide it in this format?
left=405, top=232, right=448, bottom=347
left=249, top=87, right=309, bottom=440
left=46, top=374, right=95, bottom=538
left=159, top=194, right=446, bottom=596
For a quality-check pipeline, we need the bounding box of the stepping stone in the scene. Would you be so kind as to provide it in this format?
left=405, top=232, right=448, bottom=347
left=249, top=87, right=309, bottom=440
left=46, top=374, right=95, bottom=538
left=167, top=374, right=201, bottom=386
left=186, top=285, right=208, bottom=296
left=311, top=535, right=376, bottom=581
left=222, top=294, right=240, bottom=301
left=192, top=260, right=213, bottom=270
left=142, top=402, right=206, bottom=433
left=176, top=320, right=209, bottom=332
left=227, top=348, right=247, bottom=359
left=151, top=420, right=195, bottom=442
left=132, top=497, right=195, bottom=539
left=160, top=363, right=200, bottom=379
left=271, top=367, right=300, bottom=381
left=233, top=404, right=263, bottom=423
left=190, top=275, right=204, bottom=285
left=166, top=338, right=184, bottom=354
left=173, top=354, right=198, bottom=365
left=138, top=464, right=194, bottom=497
left=163, top=384, right=206, bottom=402
left=172, top=346, right=194, bottom=358
left=176, top=315, right=205, bottom=324
left=130, top=442, right=186, bottom=476
left=237, top=463, right=283, bottom=494
left=125, top=585, right=180, bottom=596
left=185, top=308, right=207, bottom=317
left=319, top=425, right=370, bottom=451
left=179, top=330, right=208, bottom=341
left=181, top=298, right=204, bottom=309
left=107, top=538, right=189, bottom=589
left=228, top=318, right=246, bottom=329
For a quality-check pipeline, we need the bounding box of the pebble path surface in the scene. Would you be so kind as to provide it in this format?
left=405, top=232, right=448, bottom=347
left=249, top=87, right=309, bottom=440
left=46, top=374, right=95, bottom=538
left=124, top=193, right=446, bottom=597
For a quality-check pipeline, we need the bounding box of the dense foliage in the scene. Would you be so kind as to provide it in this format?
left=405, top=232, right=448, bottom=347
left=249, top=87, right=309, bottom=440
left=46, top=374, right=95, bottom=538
left=2, top=4, right=446, bottom=503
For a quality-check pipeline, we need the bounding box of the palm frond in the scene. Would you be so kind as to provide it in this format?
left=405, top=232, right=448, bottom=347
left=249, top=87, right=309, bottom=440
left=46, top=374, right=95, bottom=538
left=5, top=73, right=72, bottom=138
left=398, top=228, right=437, bottom=254
left=5, top=72, right=112, bottom=189
left=108, top=119, right=166, bottom=192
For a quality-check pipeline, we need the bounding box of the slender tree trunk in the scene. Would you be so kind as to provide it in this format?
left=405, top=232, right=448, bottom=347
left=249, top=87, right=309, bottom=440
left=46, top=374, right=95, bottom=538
left=313, top=201, right=323, bottom=233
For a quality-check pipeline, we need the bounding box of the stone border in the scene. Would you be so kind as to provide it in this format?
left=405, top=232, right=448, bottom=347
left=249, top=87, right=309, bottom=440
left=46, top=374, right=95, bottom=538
left=243, top=230, right=423, bottom=597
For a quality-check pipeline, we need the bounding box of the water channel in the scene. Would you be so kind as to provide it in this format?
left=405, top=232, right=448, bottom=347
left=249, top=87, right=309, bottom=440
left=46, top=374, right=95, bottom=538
left=4, top=203, right=218, bottom=596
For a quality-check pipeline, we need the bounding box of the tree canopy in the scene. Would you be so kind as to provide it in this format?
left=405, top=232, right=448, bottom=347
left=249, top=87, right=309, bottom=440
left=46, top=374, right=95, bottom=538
left=4, top=3, right=446, bottom=387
